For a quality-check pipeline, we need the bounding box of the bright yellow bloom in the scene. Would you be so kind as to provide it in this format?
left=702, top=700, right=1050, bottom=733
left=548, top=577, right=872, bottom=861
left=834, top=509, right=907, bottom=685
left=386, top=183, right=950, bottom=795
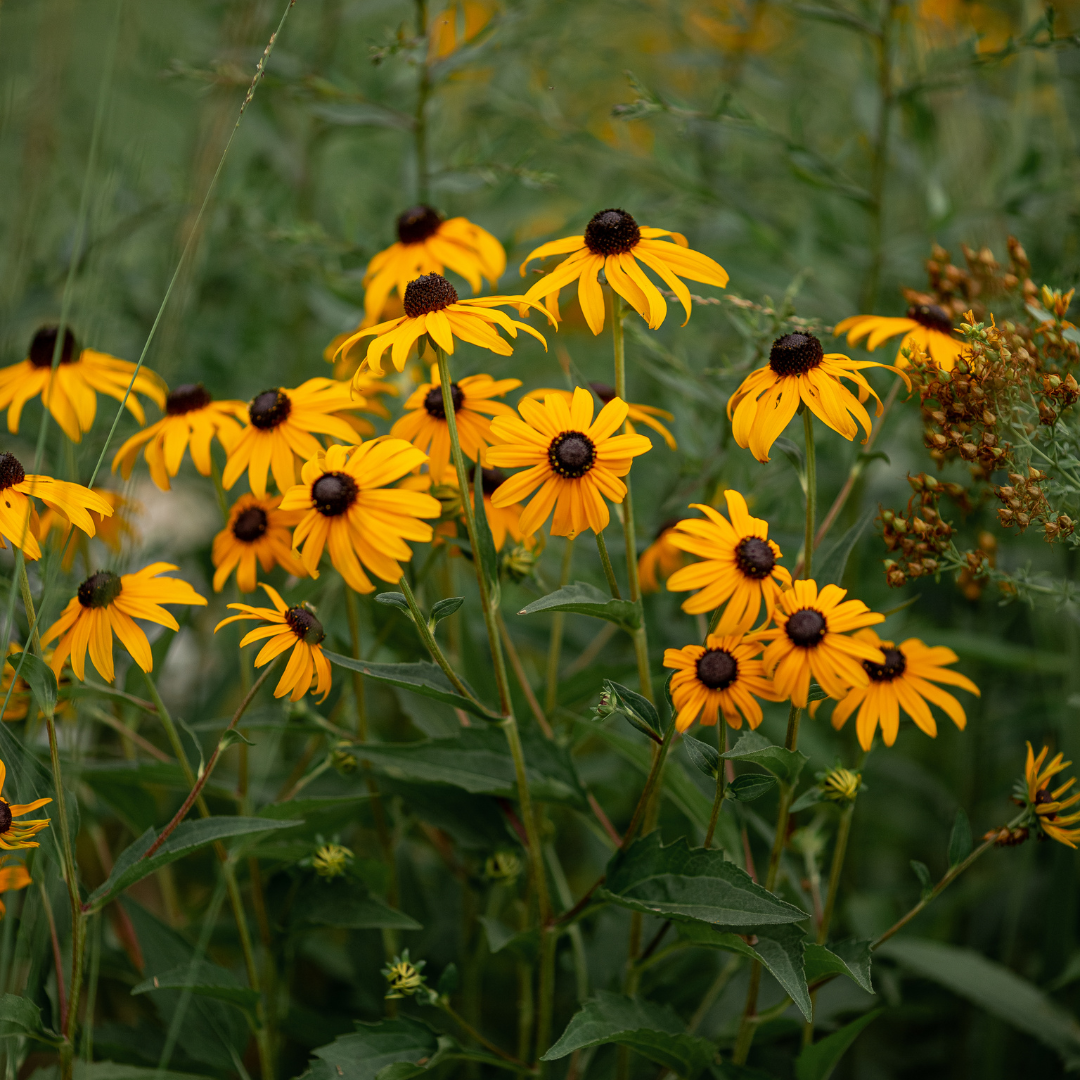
left=212, top=494, right=307, bottom=593
left=663, top=633, right=778, bottom=732
left=112, top=383, right=248, bottom=491
left=391, top=364, right=520, bottom=482
left=37, top=488, right=140, bottom=572
left=0, top=452, right=113, bottom=561
left=814, top=629, right=979, bottom=750
left=361, top=206, right=505, bottom=327
left=42, top=564, right=207, bottom=684
left=336, top=274, right=550, bottom=377
left=638, top=522, right=685, bottom=593
left=755, top=579, right=885, bottom=708
left=215, top=585, right=332, bottom=703
left=727, top=332, right=909, bottom=463
left=665, top=491, right=791, bottom=630
left=0, top=758, right=51, bottom=851
left=1023, top=743, right=1080, bottom=848
left=222, top=378, right=377, bottom=498
left=280, top=440, right=441, bottom=593
left=835, top=305, right=965, bottom=372
left=0, top=326, right=166, bottom=443
left=523, top=384, right=677, bottom=450
left=0, top=859, right=32, bottom=917
left=520, top=209, right=728, bottom=334
left=487, top=386, right=652, bottom=538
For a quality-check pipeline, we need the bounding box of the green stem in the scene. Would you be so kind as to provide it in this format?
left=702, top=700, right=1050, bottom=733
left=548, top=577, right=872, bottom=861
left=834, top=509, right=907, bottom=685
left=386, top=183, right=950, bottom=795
left=802, top=408, right=816, bottom=580
left=414, top=0, right=431, bottom=203
left=622, top=719, right=677, bottom=848
left=439, top=1000, right=531, bottom=1070
left=544, top=538, right=574, bottom=717
left=704, top=726, right=727, bottom=848
left=344, top=587, right=367, bottom=738
left=595, top=530, right=622, bottom=599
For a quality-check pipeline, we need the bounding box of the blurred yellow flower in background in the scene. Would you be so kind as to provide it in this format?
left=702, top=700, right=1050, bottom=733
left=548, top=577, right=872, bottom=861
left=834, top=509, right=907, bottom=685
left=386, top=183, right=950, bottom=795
left=37, top=488, right=140, bottom=572
left=835, top=305, right=965, bottom=372
left=638, top=521, right=684, bottom=593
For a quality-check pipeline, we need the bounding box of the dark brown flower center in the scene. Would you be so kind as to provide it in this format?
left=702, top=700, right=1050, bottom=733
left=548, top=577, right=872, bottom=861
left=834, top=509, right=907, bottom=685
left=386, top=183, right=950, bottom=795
left=403, top=273, right=458, bottom=318
left=735, top=537, right=775, bottom=580
left=312, top=471, right=358, bottom=516
left=0, top=801, right=11, bottom=834
left=29, top=326, right=78, bottom=368
left=589, top=381, right=617, bottom=404
left=424, top=383, right=464, bottom=419
left=785, top=608, right=827, bottom=648
left=233, top=506, right=268, bottom=542
left=78, top=570, right=122, bottom=610
left=166, top=383, right=212, bottom=416
left=696, top=647, right=738, bottom=690
left=1035, top=787, right=1057, bottom=818
left=584, top=209, right=641, bottom=257
left=769, top=333, right=824, bottom=378
left=863, top=646, right=907, bottom=682
left=906, top=303, right=954, bottom=334
left=249, top=389, right=291, bottom=430
left=548, top=431, right=596, bottom=479
left=481, top=467, right=505, bottom=496
left=397, top=205, right=444, bottom=245
left=285, top=605, right=326, bottom=646
left=0, top=453, right=25, bottom=492
left=656, top=517, right=680, bottom=538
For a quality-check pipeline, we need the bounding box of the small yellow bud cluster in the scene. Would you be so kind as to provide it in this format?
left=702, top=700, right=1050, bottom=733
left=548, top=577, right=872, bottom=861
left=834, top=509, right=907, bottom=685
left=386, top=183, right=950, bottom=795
left=820, top=767, right=861, bottom=805
left=312, top=843, right=353, bottom=879
left=382, top=950, right=427, bottom=1000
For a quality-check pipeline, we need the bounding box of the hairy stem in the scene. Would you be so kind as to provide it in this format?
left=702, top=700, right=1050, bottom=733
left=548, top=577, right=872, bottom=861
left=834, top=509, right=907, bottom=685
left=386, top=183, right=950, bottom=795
left=595, top=529, right=622, bottom=599
left=704, top=726, right=727, bottom=848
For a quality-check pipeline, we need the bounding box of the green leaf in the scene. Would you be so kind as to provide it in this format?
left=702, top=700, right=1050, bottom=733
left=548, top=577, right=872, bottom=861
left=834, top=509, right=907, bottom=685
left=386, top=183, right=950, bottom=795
left=728, top=774, right=777, bottom=802
left=255, top=795, right=372, bottom=821
left=909, top=860, right=933, bottom=899
left=218, top=729, right=254, bottom=752
left=814, top=509, right=875, bottom=587
left=541, top=991, right=716, bottom=1078
left=600, top=833, right=808, bottom=927
left=948, top=808, right=972, bottom=867
left=429, top=597, right=464, bottom=626
left=795, top=1009, right=882, bottom=1080
left=66, top=1065, right=219, bottom=1080
left=322, top=654, right=498, bottom=721
left=86, top=817, right=300, bottom=911
left=299, top=883, right=422, bottom=931
left=0, top=993, right=60, bottom=1044
left=682, top=735, right=720, bottom=779
left=879, top=937, right=1080, bottom=1067
left=473, top=461, right=500, bottom=599
left=301, top=1018, right=440, bottom=1080
left=17, top=652, right=56, bottom=718
left=722, top=731, right=808, bottom=785
left=804, top=939, right=874, bottom=994
left=479, top=916, right=540, bottom=962
left=518, top=581, right=642, bottom=631
left=601, top=679, right=662, bottom=737
left=374, top=592, right=411, bottom=613
left=132, top=961, right=260, bottom=1011
left=790, top=786, right=824, bottom=813
left=437, top=963, right=459, bottom=996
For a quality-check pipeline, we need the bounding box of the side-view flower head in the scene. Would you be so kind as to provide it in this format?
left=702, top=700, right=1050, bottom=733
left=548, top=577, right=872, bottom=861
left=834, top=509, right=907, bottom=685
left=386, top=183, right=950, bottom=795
left=835, top=304, right=965, bottom=372
left=0, top=758, right=51, bottom=852
left=1018, top=743, right=1080, bottom=848
left=523, top=383, right=677, bottom=450
left=638, top=519, right=685, bottom=593
left=520, top=208, right=728, bottom=334
left=213, top=494, right=307, bottom=593
left=37, top=489, right=139, bottom=571
left=0, top=326, right=167, bottom=443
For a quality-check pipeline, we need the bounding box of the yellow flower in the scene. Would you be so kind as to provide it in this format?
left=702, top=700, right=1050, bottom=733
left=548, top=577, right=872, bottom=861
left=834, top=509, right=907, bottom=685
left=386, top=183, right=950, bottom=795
left=755, top=579, right=885, bottom=708
left=212, top=494, right=307, bottom=593
left=520, top=208, right=728, bottom=334
left=1022, top=743, right=1080, bottom=848
left=665, top=491, right=791, bottom=630
left=835, top=305, right=965, bottom=372
left=41, top=564, right=207, bottom=684
left=814, top=629, right=979, bottom=750
left=222, top=378, right=375, bottom=498
left=821, top=767, right=862, bottom=804
left=486, top=386, right=653, bottom=538
left=727, top=332, right=909, bottom=463
left=280, top=440, right=441, bottom=593
left=639, top=521, right=685, bottom=593
left=215, top=586, right=332, bottom=703
left=112, top=383, right=248, bottom=491
left=37, top=488, right=140, bottom=572
left=361, top=206, right=506, bottom=327
left=0, top=758, right=51, bottom=851
left=336, top=274, right=550, bottom=376
left=0, top=452, right=114, bottom=561
left=0, top=326, right=166, bottom=443
left=312, top=843, right=353, bottom=878
left=391, top=364, right=520, bottom=482
left=383, top=951, right=427, bottom=1000
left=0, top=644, right=72, bottom=722
left=523, top=384, right=677, bottom=450
left=0, top=858, right=32, bottom=918
left=663, top=633, right=778, bottom=732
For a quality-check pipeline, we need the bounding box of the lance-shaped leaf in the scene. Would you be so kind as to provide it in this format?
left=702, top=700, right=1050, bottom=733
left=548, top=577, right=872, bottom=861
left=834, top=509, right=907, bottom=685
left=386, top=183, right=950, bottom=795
left=132, top=960, right=260, bottom=1011
left=299, top=884, right=422, bottom=931
left=804, top=939, right=874, bottom=994
left=429, top=597, right=465, bottom=627
left=301, top=1018, right=439, bottom=1080
left=600, top=833, right=808, bottom=927
left=86, top=817, right=300, bottom=911
left=682, top=735, right=719, bottom=779
left=0, top=993, right=60, bottom=1045
left=17, top=652, right=57, bottom=718
left=728, top=774, right=777, bottom=802
left=518, top=581, right=642, bottom=630
left=322, top=654, right=499, bottom=721
left=256, top=795, right=372, bottom=821
left=722, top=730, right=808, bottom=785
left=542, top=991, right=716, bottom=1078
left=795, top=1009, right=883, bottom=1080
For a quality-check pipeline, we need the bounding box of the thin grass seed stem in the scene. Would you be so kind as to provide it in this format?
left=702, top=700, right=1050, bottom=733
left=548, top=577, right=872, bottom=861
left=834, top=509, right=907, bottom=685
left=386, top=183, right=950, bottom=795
left=595, top=530, right=622, bottom=599
left=544, top=537, right=575, bottom=717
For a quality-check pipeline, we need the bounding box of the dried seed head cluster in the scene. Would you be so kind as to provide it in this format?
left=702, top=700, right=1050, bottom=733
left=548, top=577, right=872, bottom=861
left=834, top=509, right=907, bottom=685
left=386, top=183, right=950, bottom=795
left=880, top=474, right=959, bottom=587
left=996, top=467, right=1074, bottom=541
left=913, top=237, right=1036, bottom=323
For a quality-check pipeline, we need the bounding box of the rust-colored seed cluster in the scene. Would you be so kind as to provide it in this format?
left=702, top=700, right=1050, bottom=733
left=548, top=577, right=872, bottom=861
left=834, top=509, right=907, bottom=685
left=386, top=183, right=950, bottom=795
left=996, top=468, right=1074, bottom=541
left=984, top=825, right=1030, bottom=847
left=880, top=474, right=959, bottom=587
left=913, top=237, right=1036, bottom=324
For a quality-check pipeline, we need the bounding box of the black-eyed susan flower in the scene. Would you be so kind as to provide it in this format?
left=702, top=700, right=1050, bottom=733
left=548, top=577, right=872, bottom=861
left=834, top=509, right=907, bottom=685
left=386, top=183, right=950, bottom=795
left=0, top=326, right=167, bottom=444
left=727, top=332, right=909, bottom=463
left=112, top=383, right=248, bottom=491
left=390, top=364, right=521, bottom=482
left=215, top=585, right=332, bottom=703
left=835, top=304, right=965, bottom=372
left=523, top=384, right=677, bottom=450
left=336, top=274, right=550, bottom=376
left=0, top=859, right=32, bottom=917
left=0, top=758, right=51, bottom=851
left=222, top=378, right=374, bottom=498
left=212, top=494, right=307, bottom=593
left=41, top=564, right=207, bottom=684
left=815, top=629, right=979, bottom=750
left=361, top=206, right=506, bottom=327
left=663, top=633, right=778, bottom=732
left=1018, top=743, right=1080, bottom=848
left=520, top=208, right=728, bottom=334
left=279, top=440, right=441, bottom=593
left=478, top=468, right=526, bottom=551
left=755, top=579, right=885, bottom=707
left=664, top=491, right=791, bottom=630
left=37, top=488, right=140, bottom=572
left=0, top=452, right=114, bottom=561
left=638, top=520, right=685, bottom=593
left=486, top=386, right=652, bottom=538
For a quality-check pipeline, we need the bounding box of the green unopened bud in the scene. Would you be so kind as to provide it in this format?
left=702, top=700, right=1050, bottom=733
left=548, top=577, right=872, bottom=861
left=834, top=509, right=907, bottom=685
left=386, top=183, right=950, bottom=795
left=484, top=850, right=523, bottom=884
left=312, top=843, right=353, bottom=879
left=382, top=950, right=427, bottom=1000
left=820, top=766, right=862, bottom=805
left=331, top=745, right=359, bottom=774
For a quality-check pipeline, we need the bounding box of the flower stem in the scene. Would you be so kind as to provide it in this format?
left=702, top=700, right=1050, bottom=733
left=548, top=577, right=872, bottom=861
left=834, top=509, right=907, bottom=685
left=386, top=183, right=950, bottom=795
left=595, top=530, right=622, bottom=599
left=704, top=726, right=727, bottom=848
left=544, top=538, right=574, bottom=717
left=344, top=588, right=367, bottom=739
left=802, top=408, right=816, bottom=579
left=439, top=999, right=531, bottom=1070
left=414, top=0, right=431, bottom=203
